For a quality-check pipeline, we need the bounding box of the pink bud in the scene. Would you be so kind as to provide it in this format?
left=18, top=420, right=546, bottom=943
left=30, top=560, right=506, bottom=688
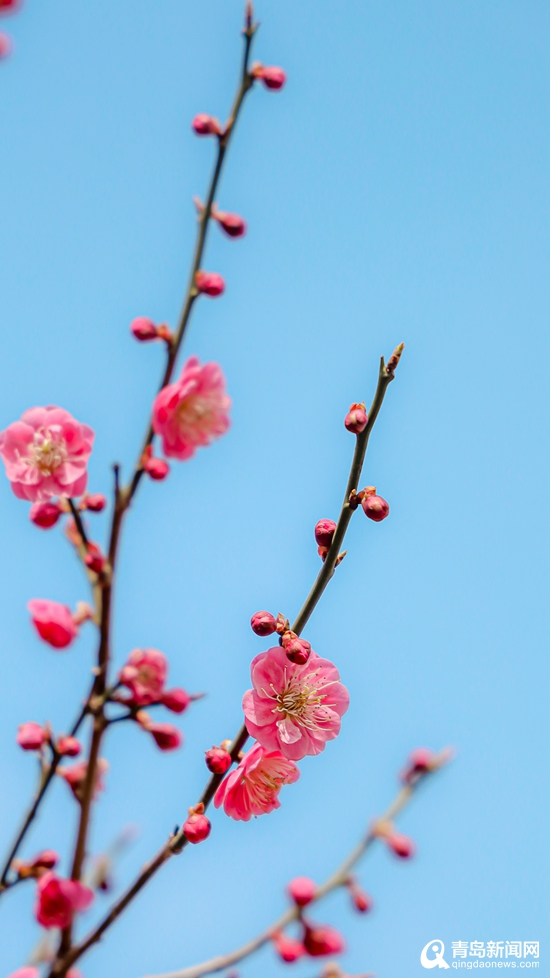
left=303, top=923, right=346, bottom=957
left=212, top=208, right=247, bottom=238
left=272, top=932, right=306, bottom=963
left=401, top=747, right=435, bottom=783
left=28, top=598, right=79, bottom=649
left=161, top=688, right=191, bottom=714
left=29, top=500, right=62, bottom=529
left=130, top=317, right=158, bottom=341
left=386, top=832, right=415, bottom=859
left=344, top=403, right=368, bottom=434
left=282, top=632, right=311, bottom=666
left=256, top=65, right=286, bottom=90
left=195, top=271, right=225, bottom=297
left=57, top=735, right=81, bottom=757
left=17, top=722, right=48, bottom=751
left=85, top=544, right=106, bottom=574
left=250, top=611, right=278, bottom=636
left=361, top=494, right=389, bottom=522
left=314, top=519, right=336, bottom=549
left=82, top=493, right=107, bottom=512
left=348, top=882, right=372, bottom=913
left=30, top=849, right=59, bottom=871
left=147, top=722, right=183, bottom=752
left=287, top=876, right=316, bottom=907
left=0, top=32, right=11, bottom=59
left=183, top=811, right=211, bottom=844
left=144, top=455, right=170, bottom=481
left=192, top=113, right=221, bottom=137
left=205, top=745, right=232, bottom=775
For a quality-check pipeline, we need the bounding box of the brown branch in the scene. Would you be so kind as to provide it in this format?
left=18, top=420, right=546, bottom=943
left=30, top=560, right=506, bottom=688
left=144, top=753, right=451, bottom=978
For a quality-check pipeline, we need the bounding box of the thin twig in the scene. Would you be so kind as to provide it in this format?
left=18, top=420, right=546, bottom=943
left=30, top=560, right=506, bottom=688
left=144, top=754, right=450, bottom=978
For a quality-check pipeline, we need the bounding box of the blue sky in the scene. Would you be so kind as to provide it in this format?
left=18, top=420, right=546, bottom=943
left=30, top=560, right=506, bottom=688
left=0, top=0, right=548, bottom=976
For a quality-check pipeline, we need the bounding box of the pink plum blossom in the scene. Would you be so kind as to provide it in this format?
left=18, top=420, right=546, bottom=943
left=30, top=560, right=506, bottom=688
left=119, top=648, right=167, bottom=705
left=35, top=871, right=94, bottom=929
left=27, top=599, right=79, bottom=649
left=0, top=406, right=94, bottom=502
left=242, top=646, right=349, bottom=761
left=152, top=356, right=231, bottom=461
left=214, top=742, right=299, bottom=821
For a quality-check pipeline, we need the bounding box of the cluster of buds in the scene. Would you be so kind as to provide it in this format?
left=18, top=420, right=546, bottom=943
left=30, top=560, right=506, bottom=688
left=249, top=610, right=314, bottom=665
left=183, top=802, right=211, bottom=844
left=10, top=850, right=59, bottom=881
left=348, top=486, right=390, bottom=523
left=141, top=445, right=170, bottom=482
left=272, top=877, right=347, bottom=964
left=29, top=493, right=106, bottom=530
left=130, top=316, right=173, bottom=344
left=205, top=740, right=233, bottom=775
left=17, top=722, right=82, bottom=758
left=114, top=648, right=195, bottom=751
left=27, top=598, right=93, bottom=650
left=0, top=0, right=21, bottom=61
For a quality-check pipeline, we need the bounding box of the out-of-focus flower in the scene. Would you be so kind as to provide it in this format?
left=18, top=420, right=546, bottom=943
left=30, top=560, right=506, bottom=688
left=0, top=31, right=11, bottom=59
left=287, top=876, right=316, bottom=907
left=303, top=922, right=346, bottom=957
left=35, top=872, right=94, bottom=929
left=214, top=742, right=299, bottom=820
left=0, top=406, right=94, bottom=502
left=243, top=646, right=349, bottom=760
left=272, top=931, right=306, bottom=963
left=344, top=403, right=368, bottom=434
left=7, top=969, right=40, bottom=978
left=0, top=0, right=22, bottom=12
left=211, top=207, right=247, bottom=238
left=183, top=804, right=211, bottom=844
left=119, top=648, right=167, bottom=705
left=29, top=500, right=62, bottom=529
left=12, top=849, right=59, bottom=880
left=195, top=271, right=225, bottom=297
left=27, top=599, right=79, bottom=649
left=205, top=743, right=232, bottom=775
left=347, top=879, right=372, bottom=913
left=385, top=831, right=415, bottom=859
left=16, top=722, right=48, bottom=751
left=152, top=356, right=231, bottom=461
left=192, top=113, right=221, bottom=136
left=57, top=758, right=108, bottom=803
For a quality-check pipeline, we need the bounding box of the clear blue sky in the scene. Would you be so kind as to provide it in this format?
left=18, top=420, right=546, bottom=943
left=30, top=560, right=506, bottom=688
left=0, top=1, right=548, bottom=976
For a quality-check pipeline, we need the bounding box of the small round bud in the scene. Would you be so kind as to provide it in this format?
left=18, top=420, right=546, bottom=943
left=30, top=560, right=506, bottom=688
left=17, top=722, right=48, bottom=751
left=250, top=611, right=277, bottom=636
left=161, top=688, right=191, bottom=714
left=57, top=735, right=81, bottom=757
left=386, top=832, right=415, bottom=859
left=314, top=519, right=336, bottom=549
left=287, top=876, right=316, bottom=907
left=192, top=113, right=221, bottom=137
left=147, top=723, right=183, bottom=752
left=183, top=811, right=211, bottom=844
left=82, top=494, right=107, bottom=513
left=195, top=271, right=225, bottom=297
left=401, top=747, right=436, bottom=783
left=212, top=208, right=247, bottom=238
left=348, top=881, right=372, bottom=913
left=303, top=923, right=346, bottom=957
left=29, top=500, right=62, bottom=529
left=205, top=745, right=232, bottom=775
left=282, top=632, right=311, bottom=665
left=144, top=456, right=170, bottom=481
left=256, top=65, right=286, bottom=90
left=361, top=494, right=389, bottom=522
left=28, top=849, right=60, bottom=873
left=272, top=932, right=306, bottom=963
left=344, top=403, right=368, bottom=434
left=130, top=317, right=158, bottom=342
left=85, top=544, right=106, bottom=574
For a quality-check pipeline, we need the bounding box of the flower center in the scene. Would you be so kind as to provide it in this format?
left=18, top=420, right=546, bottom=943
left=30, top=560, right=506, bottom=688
left=31, top=432, right=66, bottom=476
left=177, top=396, right=211, bottom=429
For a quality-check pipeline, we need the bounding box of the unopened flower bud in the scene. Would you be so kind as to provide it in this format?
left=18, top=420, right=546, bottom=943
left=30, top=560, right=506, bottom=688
left=303, top=923, right=346, bottom=957
left=144, top=455, right=170, bottom=481
left=28, top=599, right=79, bottom=649
left=183, top=806, right=211, bottom=844
left=386, top=342, right=405, bottom=376
left=282, top=632, right=311, bottom=665
left=57, top=735, right=81, bottom=757
left=192, top=113, right=221, bottom=137
left=347, top=880, right=372, bottom=913
left=250, top=611, right=277, bottom=636
left=386, top=831, right=415, bottom=859
left=315, top=519, right=336, bottom=549
left=161, top=688, right=191, bottom=714
left=400, top=747, right=436, bottom=783
left=253, top=64, right=287, bottom=90
left=212, top=207, right=247, bottom=238
left=130, top=317, right=158, bottom=341
left=29, top=500, right=62, bottom=529
left=13, top=849, right=60, bottom=880
left=195, top=271, right=225, bottom=297
left=85, top=544, right=106, bottom=574
left=361, top=494, right=389, bottom=522
left=82, top=493, right=107, bottom=512
left=272, top=931, right=306, bottom=963
left=205, top=744, right=232, bottom=775
left=17, top=722, right=48, bottom=751
left=287, top=875, right=316, bottom=907
left=147, top=722, right=183, bottom=752
left=344, top=403, right=368, bottom=434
